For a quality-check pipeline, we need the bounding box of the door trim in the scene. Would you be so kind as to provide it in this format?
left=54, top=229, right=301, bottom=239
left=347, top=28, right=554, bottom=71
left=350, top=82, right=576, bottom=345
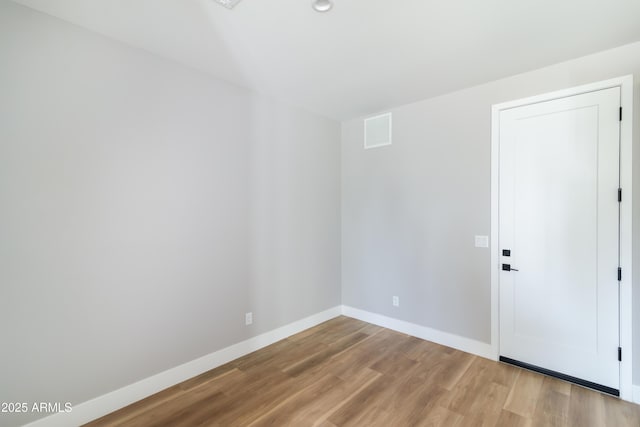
left=490, top=75, right=634, bottom=401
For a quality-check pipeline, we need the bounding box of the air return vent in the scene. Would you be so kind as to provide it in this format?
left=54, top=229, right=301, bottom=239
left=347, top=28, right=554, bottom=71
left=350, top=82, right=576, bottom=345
left=364, top=112, right=392, bottom=149
left=215, top=0, right=242, bottom=9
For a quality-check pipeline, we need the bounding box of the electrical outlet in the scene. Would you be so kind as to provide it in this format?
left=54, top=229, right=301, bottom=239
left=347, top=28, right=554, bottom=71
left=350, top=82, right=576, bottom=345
left=245, top=312, right=253, bottom=325
left=392, top=296, right=399, bottom=307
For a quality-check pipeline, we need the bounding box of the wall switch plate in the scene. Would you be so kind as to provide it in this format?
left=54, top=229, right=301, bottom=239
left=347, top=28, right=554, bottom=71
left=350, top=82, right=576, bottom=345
left=475, top=235, right=489, bottom=248
left=392, top=296, right=399, bottom=307
left=245, top=312, right=253, bottom=325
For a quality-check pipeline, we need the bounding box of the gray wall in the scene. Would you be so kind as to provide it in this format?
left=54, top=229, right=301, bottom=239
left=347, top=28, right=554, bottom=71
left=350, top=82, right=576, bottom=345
left=0, top=2, right=340, bottom=425
left=342, top=41, right=640, bottom=382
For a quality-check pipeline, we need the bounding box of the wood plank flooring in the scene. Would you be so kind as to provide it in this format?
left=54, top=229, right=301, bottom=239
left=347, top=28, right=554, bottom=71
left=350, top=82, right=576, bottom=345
left=85, top=316, right=640, bottom=427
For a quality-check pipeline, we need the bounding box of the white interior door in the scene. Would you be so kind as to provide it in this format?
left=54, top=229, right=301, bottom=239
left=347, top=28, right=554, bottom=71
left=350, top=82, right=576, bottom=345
left=499, top=87, right=620, bottom=391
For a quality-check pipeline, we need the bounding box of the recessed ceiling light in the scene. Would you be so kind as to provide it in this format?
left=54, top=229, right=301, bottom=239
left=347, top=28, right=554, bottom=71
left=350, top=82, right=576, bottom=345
left=312, top=0, right=333, bottom=13
left=215, top=0, right=242, bottom=9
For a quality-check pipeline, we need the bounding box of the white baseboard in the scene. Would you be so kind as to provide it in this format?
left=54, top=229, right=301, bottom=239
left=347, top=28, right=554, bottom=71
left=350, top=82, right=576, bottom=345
left=341, top=305, right=496, bottom=360
left=25, top=304, right=631, bottom=426
left=24, top=306, right=342, bottom=427
left=633, top=385, right=640, bottom=404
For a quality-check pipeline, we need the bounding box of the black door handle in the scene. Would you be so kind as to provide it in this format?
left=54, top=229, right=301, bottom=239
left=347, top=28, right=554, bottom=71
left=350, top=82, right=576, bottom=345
left=502, top=264, right=519, bottom=272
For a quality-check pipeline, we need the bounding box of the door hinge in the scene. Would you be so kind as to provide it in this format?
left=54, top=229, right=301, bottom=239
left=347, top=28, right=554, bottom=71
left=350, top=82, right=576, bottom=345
left=618, top=347, right=622, bottom=361
left=620, top=107, right=623, bottom=121
left=618, top=188, right=622, bottom=202
left=618, top=267, right=622, bottom=281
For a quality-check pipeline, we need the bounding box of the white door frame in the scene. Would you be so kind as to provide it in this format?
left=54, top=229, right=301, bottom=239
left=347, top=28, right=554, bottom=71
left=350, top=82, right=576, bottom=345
left=490, top=75, right=634, bottom=401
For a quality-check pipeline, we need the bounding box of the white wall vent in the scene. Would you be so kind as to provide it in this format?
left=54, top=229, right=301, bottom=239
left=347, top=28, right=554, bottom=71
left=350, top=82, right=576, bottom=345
left=364, top=112, right=392, bottom=149
left=214, top=0, right=242, bottom=9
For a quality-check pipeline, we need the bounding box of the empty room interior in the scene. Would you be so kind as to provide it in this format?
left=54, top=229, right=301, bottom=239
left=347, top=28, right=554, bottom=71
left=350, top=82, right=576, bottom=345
left=3, top=0, right=640, bottom=426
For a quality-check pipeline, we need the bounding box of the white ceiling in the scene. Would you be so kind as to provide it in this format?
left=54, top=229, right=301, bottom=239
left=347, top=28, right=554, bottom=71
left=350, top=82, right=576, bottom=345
left=12, top=0, right=640, bottom=120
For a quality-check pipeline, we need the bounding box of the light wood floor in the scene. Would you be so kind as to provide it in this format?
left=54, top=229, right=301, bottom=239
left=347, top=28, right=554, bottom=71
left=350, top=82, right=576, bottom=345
left=86, top=316, right=640, bottom=426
